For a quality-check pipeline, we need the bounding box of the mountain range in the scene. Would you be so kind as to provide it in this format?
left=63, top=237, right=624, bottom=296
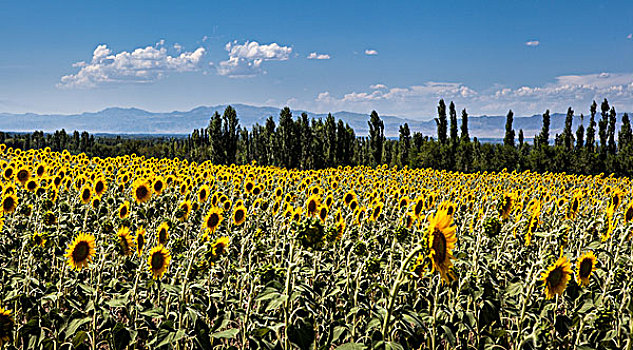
left=0, top=104, right=628, bottom=139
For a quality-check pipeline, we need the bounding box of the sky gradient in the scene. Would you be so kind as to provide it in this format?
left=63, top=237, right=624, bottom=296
left=1, top=0, right=633, bottom=119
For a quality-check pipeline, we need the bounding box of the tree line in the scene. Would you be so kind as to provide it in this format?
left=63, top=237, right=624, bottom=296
left=2, top=99, right=633, bottom=176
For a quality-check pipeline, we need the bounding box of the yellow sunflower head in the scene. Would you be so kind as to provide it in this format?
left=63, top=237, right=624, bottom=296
left=79, top=184, right=92, bottom=205
left=32, top=232, right=46, bottom=248
left=198, top=184, right=210, bottom=203
left=212, top=236, right=229, bottom=257
left=15, top=167, right=30, bottom=185
left=136, top=227, right=146, bottom=256
left=117, top=226, right=135, bottom=256
left=576, top=251, right=597, bottom=287
left=306, top=194, right=321, bottom=217
left=148, top=245, right=171, bottom=280
left=427, top=205, right=457, bottom=284
left=541, top=255, right=572, bottom=299
left=152, top=176, right=165, bottom=195
left=0, top=307, right=14, bottom=347
left=118, top=201, right=130, bottom=219
left=94, top=178, right=107, bottom=196
left=1, top=194, right=18, bottom=214
left=232, top=205, right=247, bottom=226
left=177, top=200, right=192, bottom=221
left=64, top=232, right=96, bottom=270
left=133, top=180, right=152, bottom=204
left=202, top=207, right=223, bottom=235
left=156, top=222, right=169, bottom=246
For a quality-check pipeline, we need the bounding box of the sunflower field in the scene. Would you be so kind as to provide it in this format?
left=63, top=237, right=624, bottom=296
left=0, top=145, right=632, bottom=349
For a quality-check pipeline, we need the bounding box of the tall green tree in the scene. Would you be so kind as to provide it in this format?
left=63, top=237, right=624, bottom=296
left=399, top=123, right=411, bottom=167
left=324, top=113, right=337, bottom=167
left=586, top=102, right=597, bottom=153
left=368, top=110, right=385, bottom=166
left=277, top=107, right=298, bottom=168
left=222, top=105, right=239, bottom=164
left=537, top=110, right=550, bottom=147
left=435, top=99, right=448, bottom=145
left=575, top=114, right=585, bottom=150
left=460, top=108, right=470, bottom=143
left=449, top=101, right=458, bottom=145
left=503, top=110, right=515, bottom=148
left=562, top=107, right=575, bottom=151
left=208, top=111, right=224, bottom=164
left=608, top=106, right=617, bottom=154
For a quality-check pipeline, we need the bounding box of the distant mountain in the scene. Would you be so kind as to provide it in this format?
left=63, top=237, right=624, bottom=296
left=0, top=104, right=628, bottom=138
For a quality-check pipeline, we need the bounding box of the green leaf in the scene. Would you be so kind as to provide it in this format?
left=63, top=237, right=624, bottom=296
left=211, top=328, right=239, bottom=339
left=335, top=343, right=366, bottom=350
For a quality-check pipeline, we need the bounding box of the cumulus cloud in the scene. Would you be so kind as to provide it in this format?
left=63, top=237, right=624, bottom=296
left=365, top=49, right=378, bottom=55
left=307, top=72, right=633, bottom=117
left=58, top=42, right=206, bottom=88
left=307, top=52, right=331, bottom=60
left=525, top=40, right=540, bottom=46
left=217, top=41, right=292, bottom=78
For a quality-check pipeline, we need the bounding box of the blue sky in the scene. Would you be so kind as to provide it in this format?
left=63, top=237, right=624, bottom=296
left=1, top=0, right=632, bottom=119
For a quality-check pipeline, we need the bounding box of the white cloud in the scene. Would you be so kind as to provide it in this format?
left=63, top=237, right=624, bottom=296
left=217, top=41, right=292, bottom=78
left=628, top=33, right=633, bottom=39
left=307, top=52, right=331, bottom=60
left=173, top=43, right=183, bottom=52
left=306, top=72, right=633, bottom=117
left=370, top=83, right=387, bottom=90
left=365, top=49, right=378, bottom=55
left=525, top=40, right=540, bottom=46
left=58, top=42, right=206, bottom=88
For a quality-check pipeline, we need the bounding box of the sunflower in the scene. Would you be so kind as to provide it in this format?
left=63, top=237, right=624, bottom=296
left=371, top=203, right=383, bottom=222
left=0, top=307, right=14, bottom=347
left=64, top=232, right=96, bottom=270
left=135, top=227, right=146, bottom=255
left=212, top=236, right=229, bottom=257
left=1, top=194, right=18, bottom=214
left=25, top=179, right=38, bottom=192
left=79, top=184, right=92, bottom=205
left=198, top=184, right=210, bottom=203
left=305, top=194, right=321, bottom=217
left=499, top=193, right=514, bottom=220
left=427, top=205, right=457, bottom=284
left=156, top=222, right=169, bottom=246
left=576, top=251, right=597, bottom=287
left=32, top=232, right=46, bottom=248
left=413, top=196, right=425, bottom=218
left=117, top=226, right=135, bottom=256
left=15, top=167, right=30, bottom=185
left=147, top=245, right=171, bottom=280
left=625, top=203, right=633, bottom=224
left=244, top=180, right=254, bottom=194
left=232, top=205, right=247, bottom=226
left=2, top=166, right=13, bottom=181
left=152, top=176, right=165, bottom=195
left=177, top=200, right=192, bottom=221
left=118, top=201, right=130, bottom=219
left=541, top=256, right=573, bottom=299
left=35, top=164, right=46, bottom=177
left=133, top=180, right=152, bottom=204
left=203, top=207, right=223, bottom=235
left=318, top=205, right=328, bottom=222
left=343, top=190, right=356, bottom=207
left=94, top=178, right=107, bottom=196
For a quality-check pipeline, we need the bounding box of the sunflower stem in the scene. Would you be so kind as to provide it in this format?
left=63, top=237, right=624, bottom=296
left=283, top=240, right=295, bottom=350
left=381, top=245, right=423, bottom=342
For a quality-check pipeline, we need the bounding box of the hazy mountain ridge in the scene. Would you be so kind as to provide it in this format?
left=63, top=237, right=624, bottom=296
left=0, top=104, right=627, bottom=138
